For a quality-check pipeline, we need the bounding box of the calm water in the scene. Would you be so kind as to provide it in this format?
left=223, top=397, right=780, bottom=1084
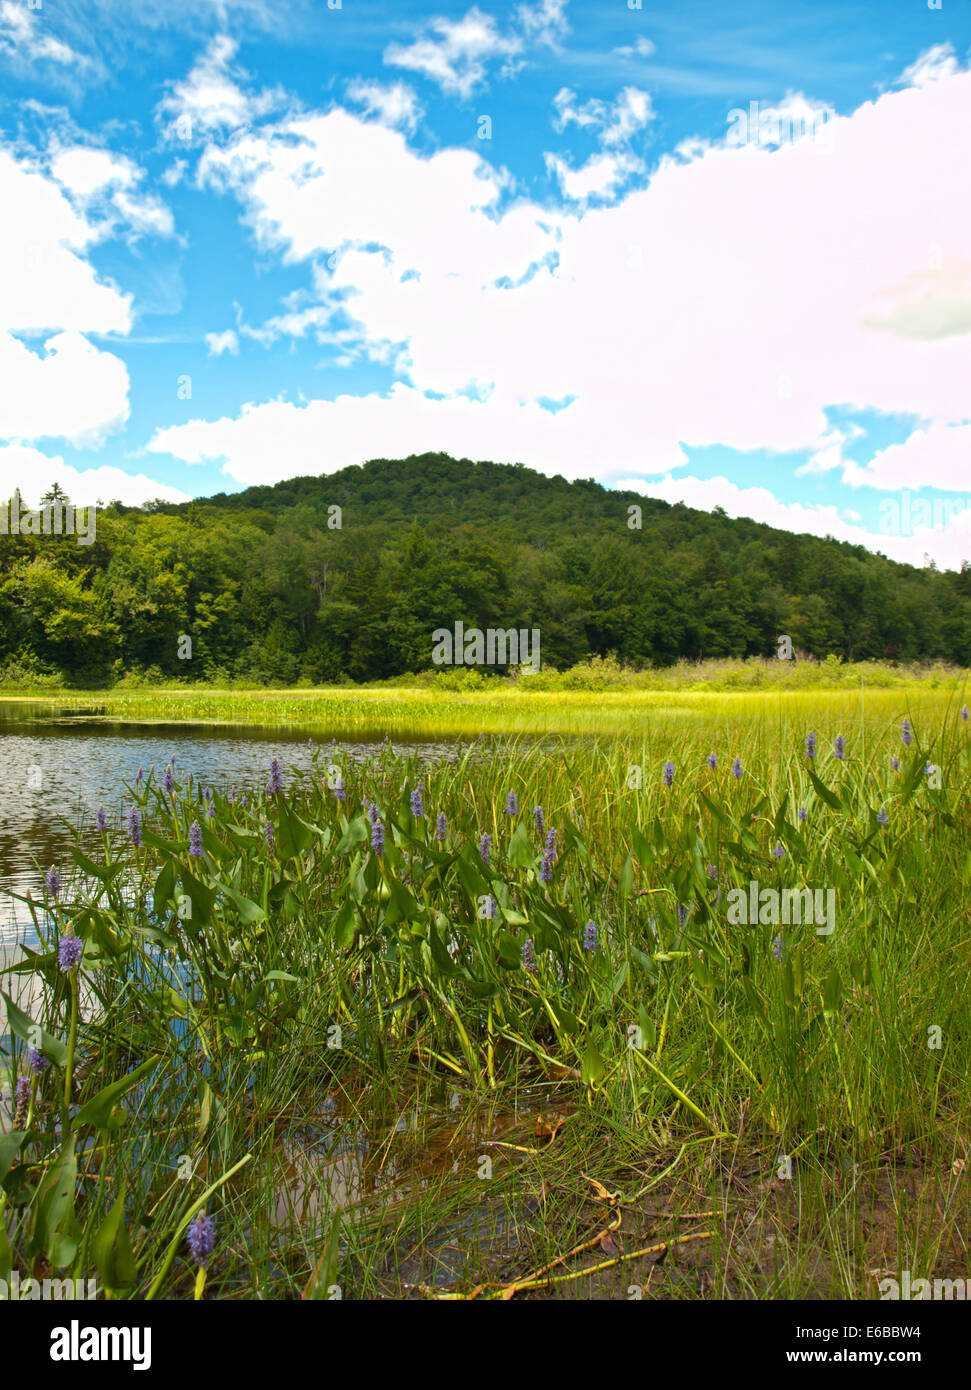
left=0, top=707, right=466, bottom=949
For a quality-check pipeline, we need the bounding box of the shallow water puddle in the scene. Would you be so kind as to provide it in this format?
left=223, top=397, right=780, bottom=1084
left=265, top=1090, right=569, bottom=1288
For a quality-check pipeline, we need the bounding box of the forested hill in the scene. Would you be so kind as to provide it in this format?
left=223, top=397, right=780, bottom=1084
left=3, top=452, right=971, bottom=685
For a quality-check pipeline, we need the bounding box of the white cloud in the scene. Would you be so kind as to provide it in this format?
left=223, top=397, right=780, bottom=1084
left=51, top=147, right=134, bottom=196
left=0, top=146, right=132, bottom=447
left=205, top=329, right=240, bottom=356
left=50, top=144, right=175, bottom=241
left=152, top=47, right=971, bottom=568
left=0, top=0, right=85, bottom=68
left=384, top=7, right=522, bottom=99
left=897, top=43, right=958, bottom=89
left=615, top=470, right=971, bottom=569
left=544, top=149, right=641, bottom=201
left=516, top=0, right=569, bottom=48
left=601, top=86, right=654, bottom=145
left=156, top=34, right=284, bottom=141
left=345, top=79, right=423, bottom=134
left=840, top=423, right=971, bottom=492
left=614, top=37, right=657, bottom=59
left=552, top=84, right=653, bottom=143
left=552, top=86, right=606, bottom=131
left=0, top=443, right=188, bottom=507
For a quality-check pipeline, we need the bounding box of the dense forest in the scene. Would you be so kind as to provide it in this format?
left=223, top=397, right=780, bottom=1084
left=2, top=453, right=971, bottom=685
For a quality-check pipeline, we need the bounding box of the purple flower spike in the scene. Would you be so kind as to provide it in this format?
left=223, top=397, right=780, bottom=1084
left=583, top=920, right=598, bottom=953
left=901, top=719, right=913, bottom=747
left=834, top=735, right=846, bottom=760
left=539, top=827, right=558, bottom=884
left=706, top=753, right=718, bottom=771
left=58, top=934, right=83, bottom=973
left=96, top=805, right=107, bottom=831
left=188, top=821, right=203, bottom=858
left=127, top=805, right=142, bottom=847
left=264, top=822, right=275, bottom=852
left=14, top=1075, right=29, bottom=1116
left=891, top=756, right=900, bottom=772
left=772, top=935, right=785, bottom=961
left=798, top=806, right=807, bottom=822
left=268, top=757, right=283, bottom=795
left=731, top=758, right=743, bottom=779
left=478, top=833, right=492, bottom=866
left=505, top=791, right=518, bottom=816
left=28, top=1046, right=49, bottom=1075
left=410, top=784, right=425, bottom=817
left=662, top=761, right=674, bottom=787
left=877, top=806, right=889, bottom=826
left=533, top=805, right=545, bottom=835
left=805, top=731, right=817, bottom=760
left=521, top=938, right=536, bottom=974
left=436, top=812, right=447, bottom=842
left=772, top=842, right=786, bottom=859
left=371, top=818, right=385, bottom=857
left=45, top=866, right=60, bottom=899
left=186, top=1213, right=216, bottom=1266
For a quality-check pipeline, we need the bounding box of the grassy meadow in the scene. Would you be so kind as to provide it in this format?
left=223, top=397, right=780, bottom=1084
left=1, top=674, right=970, bottom=1299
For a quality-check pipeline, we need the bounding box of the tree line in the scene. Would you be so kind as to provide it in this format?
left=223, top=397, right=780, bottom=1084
left=2, top=454, right=970, bottom=685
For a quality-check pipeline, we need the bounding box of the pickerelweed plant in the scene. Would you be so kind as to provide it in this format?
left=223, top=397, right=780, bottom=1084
left=1, top=698, right=970, bottom=1298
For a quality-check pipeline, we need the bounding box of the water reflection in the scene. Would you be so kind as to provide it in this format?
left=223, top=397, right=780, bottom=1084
left=0, top=712, right=469, bottom=948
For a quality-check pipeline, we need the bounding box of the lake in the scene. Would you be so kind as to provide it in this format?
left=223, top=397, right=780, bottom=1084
left=0, top=703, right=467, bottom=948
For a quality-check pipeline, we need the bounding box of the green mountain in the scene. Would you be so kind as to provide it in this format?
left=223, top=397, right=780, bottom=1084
left=3, top=453, right=970, bottom=684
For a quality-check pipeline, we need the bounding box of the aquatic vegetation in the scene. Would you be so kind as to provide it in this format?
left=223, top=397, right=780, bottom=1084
left=1, top=698, right=970, bottom=1299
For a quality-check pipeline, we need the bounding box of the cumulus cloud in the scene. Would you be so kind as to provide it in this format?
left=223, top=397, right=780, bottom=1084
left=156, top=34, right=285, bottom=141
left=0, top=146, right=133, bottom=446
left=544, top=149, right=641, bottom=201
left=0, top=443, right=189, bottom=507
left=619, top=469, right=971, bottom=571
left=50, top=144, right=175, bottom=241
left=345, top=79, right=423, bottom=133
left=148, top=46, right=971, bottom=567
left=384, top=8, right=522, bottom=99
left=205, top=329, right=240, bottom=356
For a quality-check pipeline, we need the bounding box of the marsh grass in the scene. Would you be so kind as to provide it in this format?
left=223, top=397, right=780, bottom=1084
left=1, top=686, right=969, bottom=1299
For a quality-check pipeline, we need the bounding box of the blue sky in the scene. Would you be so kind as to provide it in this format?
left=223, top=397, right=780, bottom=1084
left=2, top=0, right=971, bottom=565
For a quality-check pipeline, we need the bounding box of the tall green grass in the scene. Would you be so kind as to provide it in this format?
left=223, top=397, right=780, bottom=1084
left=2, top=693, right=969, bottom=1298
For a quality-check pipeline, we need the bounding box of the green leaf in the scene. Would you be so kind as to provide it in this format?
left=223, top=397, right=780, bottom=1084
left=0, top=1130, right=27, bottom=1183
left=75, top=1055, right=160, bottom=1130
left=176, top=869, right=216, bottom=927
left=822, top=967, right=843, bottom=1017
left=618, top=854, right=634, bottom=901
left=807, top=768, right=842, bottom=812
left=333, top=899, right=358, bottom=949
left=70, top=847, right=124, bottom=884
left=218, top=883, right=266, bottom=924
left=581, top=1041, right=605, bottom=1087
left=2, top=991, right=67, bottom=1066
left=506, top=821, right=534, bottom=869
left=30, top=1137, right=77, bottom=1266
left=92, top=1187, right=137, bottom=1293
left=153, top=859, right=177, bottom=918
left=335, top=815, right=368, bottom=855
